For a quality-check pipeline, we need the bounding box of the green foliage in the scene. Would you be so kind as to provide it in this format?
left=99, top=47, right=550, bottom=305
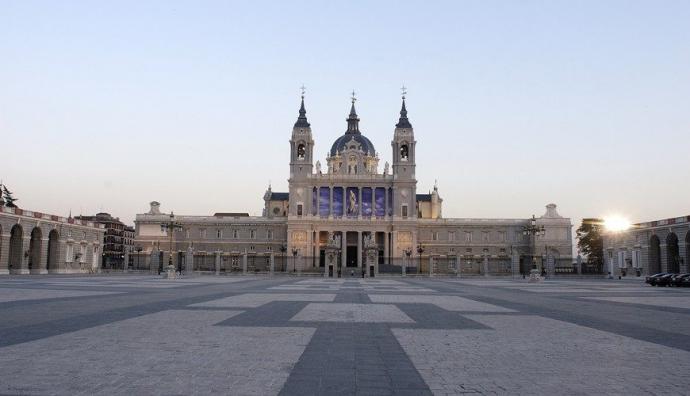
left=577, top=218, right=603, bottom=265
left=2, top=185, right=18, bottom=208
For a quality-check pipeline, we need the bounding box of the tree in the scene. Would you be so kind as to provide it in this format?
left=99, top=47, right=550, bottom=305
left=576, top=218, right=603, bottom=266
left=2, top=185, right=18, bottom=208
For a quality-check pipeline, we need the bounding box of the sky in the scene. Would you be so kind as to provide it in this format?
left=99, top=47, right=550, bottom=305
left=1, top=0, right=689, bottom=229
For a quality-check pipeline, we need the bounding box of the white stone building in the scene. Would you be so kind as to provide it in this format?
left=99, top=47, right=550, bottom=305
left=135, top=95, right=573, bottom=276
left=0, top=206, right=106, bottom=274
left=603, top=215, right=690, bottom=277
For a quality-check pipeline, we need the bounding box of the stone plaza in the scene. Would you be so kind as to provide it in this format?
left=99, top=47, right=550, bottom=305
left=1, top=274, right=689, bottom=395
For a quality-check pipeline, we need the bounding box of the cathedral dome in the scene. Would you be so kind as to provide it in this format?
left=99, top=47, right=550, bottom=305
left=329, top=100, right=376, bottom=156
left=329, top=133, right=376, bottom=157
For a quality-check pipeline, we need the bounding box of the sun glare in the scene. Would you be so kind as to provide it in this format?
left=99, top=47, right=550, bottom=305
left=603, top=216, right=631, bottom=232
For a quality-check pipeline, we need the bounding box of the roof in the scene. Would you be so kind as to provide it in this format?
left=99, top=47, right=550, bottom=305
left=269, top=192, right=289, bottom=201
left=329, top=133, right=376, bottom=157
left=214, top=213, right=249, bottom=217
left=416, top=194, right=432, bottom=202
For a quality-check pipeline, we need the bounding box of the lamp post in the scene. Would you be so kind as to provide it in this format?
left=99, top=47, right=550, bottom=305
left=291, top=247, right=299, bottom=273
left=403, top=247, right=412, bottom=276
left=136, top=246, right=142, bottom=270
left=160, top=212, right=184, bottom=277
left=522, top=214, right=545, bottom=280
left=279, top=245, right=287, bottom=272
left=417, top=243, right=425, bottom=274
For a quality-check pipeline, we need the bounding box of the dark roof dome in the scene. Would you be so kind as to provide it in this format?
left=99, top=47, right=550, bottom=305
left=330, top=133, right=376, bottom=156
left=329, top=100, right=376, bottom=156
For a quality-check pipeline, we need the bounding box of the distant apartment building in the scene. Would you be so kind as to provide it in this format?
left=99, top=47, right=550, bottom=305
left=74, top=213, right=134, bottom=269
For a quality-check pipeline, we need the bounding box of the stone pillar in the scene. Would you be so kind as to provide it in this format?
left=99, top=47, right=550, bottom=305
left=123, top=250, right=130, bottom=273
left=383, top=232, right=389, bottom=265
left=679, top=242, right=688, bottom=273
left=214, top=251, right=221, bottom=275
left=36, top=237, right=49, bottom=274
left=341, top=232, right=346, bottom=276
left=242, top=252, right=248, bottom=275
left=270, top=253, right=275, bottom=275
left=457, top=256, right=462, bottom=277
left=0, top=233, right=10, bottom=275
left=429, top=256, right=434, bottom=277
left=575, top=254, right=582, bottom=275
left=660, top=243, right=668, bottom=273
left=20, top=236, right=31, bottom=275
left=357, top=231, right=362, bottom=269
left=186, top=247, right=194, bottom=275
left=546, top=255, right=555, bottom=278
left=482, top=255, right=489, bottom=277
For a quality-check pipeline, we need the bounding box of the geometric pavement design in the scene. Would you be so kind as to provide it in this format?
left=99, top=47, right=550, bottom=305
left=1, top=275, right=690, bottom=395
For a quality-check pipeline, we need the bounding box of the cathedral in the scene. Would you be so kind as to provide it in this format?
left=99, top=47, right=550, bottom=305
left=134, top=94, right=573, bottom=277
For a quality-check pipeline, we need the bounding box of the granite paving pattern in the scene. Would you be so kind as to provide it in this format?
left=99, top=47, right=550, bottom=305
left=1, top=274, right=689, bottom=395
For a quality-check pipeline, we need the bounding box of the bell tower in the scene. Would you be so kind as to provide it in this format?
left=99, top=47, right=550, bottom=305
left=391, top=88, right=417, bottom=218
left=290, top=88, right=314, bottom=180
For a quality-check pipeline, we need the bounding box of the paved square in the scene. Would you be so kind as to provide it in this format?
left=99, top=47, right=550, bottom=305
left=291, top=303, right=415, bottom=323
left=1, top=275, right=689, bottom=395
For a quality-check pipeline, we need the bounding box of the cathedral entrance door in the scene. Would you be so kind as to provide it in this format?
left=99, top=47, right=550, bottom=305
left=346, top=246, right=358, bottom=267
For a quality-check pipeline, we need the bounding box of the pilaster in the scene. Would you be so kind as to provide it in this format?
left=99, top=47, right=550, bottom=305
left=0, top=234, right=10, bottom=275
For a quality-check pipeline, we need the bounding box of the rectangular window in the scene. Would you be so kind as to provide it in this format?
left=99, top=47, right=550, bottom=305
left=498, top=231, right=506, bottom=242
left=362, top=187, right=373, bottom=217
left=319, top=187, right=330, bottom=217
left=267, top=246, right=272, bottom=252
left=217, top=229, right=222, bottom=239
left=185, top=229, right=190, bottom=239
left=333, top=187, right=344, bottom=217
left=233, top=230, right=239, bottom=239
left=297, top=204, right=303, bottom=216
left=80, top=245, right=86, bottom=263
left=375, top=187, right=386, bottom=217
left=267, top=230, right=273, bottom=240
left=449, top=231, right=455, bottom=241
left=482, top=231, right=490, bottom=242
left=250, top=230, right=256, bottom=239
left=465, top=232, right=472, bottom=242
left=200, top=229, right=206, bottom=239
left=402, top=204, right=408, bottom=219
left=432, top=231, right=438, bottom=241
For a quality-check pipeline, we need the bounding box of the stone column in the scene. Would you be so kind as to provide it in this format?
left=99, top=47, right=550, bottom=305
left=575, top=254, right=582, bottom=275
left=270, top=253, right=275, bottom=275
left=123, top=249, right=130, bottom=273
left=329, top=187, right=333, bottom=218
left=483, top=255, right=489, bottom=277
left=429, top=255, right=434, bottom=277
left=242, top=252, right=248, bottom=275
left=357, top=231, right=362, bottom=270
left=341, top=232, right=346, bottom=276
left=36, top=237, right=49, bottom=274
left=383, top=232, right=389, bottom=265
left=0, top=233, right=10, bottom=275
left=215, top=251, right=221, bottom=275
left=186, top=247, right=194, bottom=275
left=457, top=256, right=462, bottom=277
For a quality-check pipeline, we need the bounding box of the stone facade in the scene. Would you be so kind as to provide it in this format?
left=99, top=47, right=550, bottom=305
left=134, top=95, right=573, bottom=276
left=603, top=215, right=690, bottom=277
left=0, top=207, right=106, bottom=275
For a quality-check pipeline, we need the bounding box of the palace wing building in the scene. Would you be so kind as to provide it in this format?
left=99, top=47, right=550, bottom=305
left=135, top=96, right=573, bottom=276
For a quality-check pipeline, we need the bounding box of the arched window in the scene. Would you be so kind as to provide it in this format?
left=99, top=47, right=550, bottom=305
left=400, top=144, right=409, bottom=160
left=297, top=144, right=306, bottom=160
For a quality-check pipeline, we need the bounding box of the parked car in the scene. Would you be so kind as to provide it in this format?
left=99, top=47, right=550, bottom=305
left=671, top=273, right=690, bottom=287
left=655, top=273, right=677, bottom=287
left=679, top=276, right=690, bottom=288
left=645, top=272, right=668, bottom=286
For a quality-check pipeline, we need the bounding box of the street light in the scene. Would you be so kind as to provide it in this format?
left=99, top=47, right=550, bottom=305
left=160, top=212, right=184, bottom=274
left=522, top=214, right=545, bottom=272
left=291, top=247, right=299, bottom=273
left=403, top=247, right=412, bottom=275
left=136, top=246, right=142, bottom=270
left=279, top=245, right=287, bottom=272
left=417, top=243, right=425, bottom=273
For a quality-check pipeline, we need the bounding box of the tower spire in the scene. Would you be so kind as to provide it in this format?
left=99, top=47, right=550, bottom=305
left=396, top=85, right=412, bottom=129
left=346, top=90, right=360, bottom=134
left=294, top=84, right=310, bottom=128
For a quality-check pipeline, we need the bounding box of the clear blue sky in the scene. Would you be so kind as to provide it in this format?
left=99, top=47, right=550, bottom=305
left=1, top=0, right=689, bottom=227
